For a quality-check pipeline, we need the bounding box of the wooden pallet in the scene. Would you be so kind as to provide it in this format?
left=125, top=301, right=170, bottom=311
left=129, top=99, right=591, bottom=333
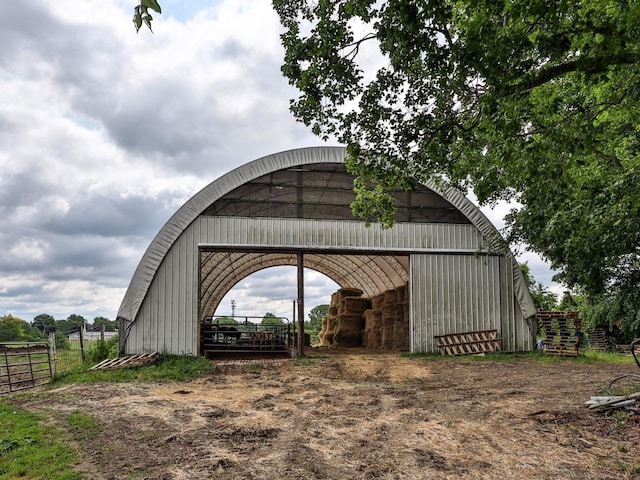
left=88, top=352, right=159, bottom=371
left=536, top=311, right=582, bottom=356
left=434, top=329, right=501, bottom=356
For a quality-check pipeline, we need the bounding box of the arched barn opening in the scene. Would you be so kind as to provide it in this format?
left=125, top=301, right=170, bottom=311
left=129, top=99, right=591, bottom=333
left=117, top=147, right=536, bottom=357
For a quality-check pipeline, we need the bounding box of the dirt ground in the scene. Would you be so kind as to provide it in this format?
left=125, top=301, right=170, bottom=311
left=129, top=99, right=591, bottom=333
left=7, top=349, right=640, bottom=480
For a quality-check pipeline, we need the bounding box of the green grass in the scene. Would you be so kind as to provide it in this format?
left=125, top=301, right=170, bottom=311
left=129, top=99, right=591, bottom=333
left=0, top=403, right=81, bottom=480
left=66, top=411, right=102, bottom=440
left=402, top=349, right=639, bottom=365
left=294, top=354, right=328, bottom=366
left=52, top=354, right=214, bottom=385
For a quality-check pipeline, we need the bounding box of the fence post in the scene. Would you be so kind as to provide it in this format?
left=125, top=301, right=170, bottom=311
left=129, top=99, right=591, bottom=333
left=48, top=331, right=57, bottom=377
left=79, top=326, right=86, bottom=362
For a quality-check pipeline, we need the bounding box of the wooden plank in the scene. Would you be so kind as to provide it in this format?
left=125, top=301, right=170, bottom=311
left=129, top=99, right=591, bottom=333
left=434, top=330, right=501, bottom=356
left=88, top=353, right=159, bottom=371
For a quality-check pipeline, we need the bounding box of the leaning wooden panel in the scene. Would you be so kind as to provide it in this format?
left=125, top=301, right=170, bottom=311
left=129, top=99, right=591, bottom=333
left=434, top=329, right=502, bottom=356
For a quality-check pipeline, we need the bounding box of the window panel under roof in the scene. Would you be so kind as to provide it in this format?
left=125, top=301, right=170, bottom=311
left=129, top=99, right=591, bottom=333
left=201, top=163, right=470, bottom=224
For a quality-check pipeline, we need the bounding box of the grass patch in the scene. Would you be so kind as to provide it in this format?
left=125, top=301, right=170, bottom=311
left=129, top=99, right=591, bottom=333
left=0, top=403, right=81, bottom=480
left=402, top=349, right=639, bottom=365
left=52, top=354, right=214, bottom=386
left=244, top=362, right=264, bottom=373
left=66, top=411, right=102, bottom=440
left=294, top=355, right=328, bottom=366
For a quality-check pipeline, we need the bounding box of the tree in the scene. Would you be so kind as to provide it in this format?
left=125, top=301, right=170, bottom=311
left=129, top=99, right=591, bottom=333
left=92, top=316, right=117, bottom=332
left=0, top=315, right=26, bottom=342
left=306, top=304, right=329, bottom=332
left=56, top=314, right=86, bottom=334
left=32, top=313, right=56, bottom=333
left=261, top=313, right=284, bottom=326
left=519, top=264, right=557, bottom=312
left=273, top=1, right=640, bottom=303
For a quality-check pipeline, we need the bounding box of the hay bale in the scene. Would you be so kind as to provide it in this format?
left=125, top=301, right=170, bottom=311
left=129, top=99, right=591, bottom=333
left=339, top=297, right=371, bottom=315
left=396, top=284, right=406, bottom=303
left=323, top=315, right=338, bottom=345
left=334, top=314, right=364, bottom=347
left=381, top=326, right=394, bottom=350
left=363, top=308, right=383, bottom=349
left=371, top=293, right=386, bottom=310
left=383, top=289, right=401, bottom=308
left=336, top=287, right=363, bottom=300
left=318, top=317, right=330, bottom=346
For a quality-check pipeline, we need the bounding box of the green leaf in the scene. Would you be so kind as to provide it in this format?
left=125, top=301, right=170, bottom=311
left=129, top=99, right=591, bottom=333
left=142, top=0, right=162, bottom=14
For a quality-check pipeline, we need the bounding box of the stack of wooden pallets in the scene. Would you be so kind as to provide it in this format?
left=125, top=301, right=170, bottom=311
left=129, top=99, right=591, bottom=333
left=537, top=311, right=582, bottom=356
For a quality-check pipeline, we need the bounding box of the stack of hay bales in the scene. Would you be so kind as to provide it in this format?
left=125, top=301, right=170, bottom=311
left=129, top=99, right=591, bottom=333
left=363, top=283, right=410, bottom=351
left=363, top=293, right=385, bottom=349
left=318, top=288, right=371, bottom=347
left=393, top=284, right=410, bottom=350
left=318, top=284, right=409, bottom=350
left=334, top=289, right=371, bottom=346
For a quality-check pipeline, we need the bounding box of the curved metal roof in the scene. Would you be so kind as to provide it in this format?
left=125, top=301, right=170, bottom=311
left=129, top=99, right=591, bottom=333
left=117, top=146, right=535, bottom=324
left=199, top=251, right=409, bottom=319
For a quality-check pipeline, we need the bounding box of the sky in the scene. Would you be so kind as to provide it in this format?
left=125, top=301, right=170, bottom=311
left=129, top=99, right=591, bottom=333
left=0, top=0, right=560, bottom=324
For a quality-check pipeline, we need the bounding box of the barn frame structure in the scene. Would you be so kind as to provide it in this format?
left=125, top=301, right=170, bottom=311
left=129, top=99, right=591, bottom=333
left=117, top=146, right=536, bottom=356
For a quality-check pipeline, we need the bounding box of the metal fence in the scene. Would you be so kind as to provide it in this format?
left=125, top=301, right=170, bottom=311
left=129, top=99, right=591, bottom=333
left=0, top=342, right=52, bottom=394
left=0, top=328, right=114, bottom=394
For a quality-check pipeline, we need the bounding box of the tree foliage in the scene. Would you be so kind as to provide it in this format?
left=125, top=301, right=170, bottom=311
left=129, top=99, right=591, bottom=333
left=32, top=313, right=55, bottom=333
left=306, top=304, right=329, bottom=332
left=261, top=313, right=284, bottom=326
left=133, top=0, right=161, bottom=32
left=273, top=0, right=640, bottom=305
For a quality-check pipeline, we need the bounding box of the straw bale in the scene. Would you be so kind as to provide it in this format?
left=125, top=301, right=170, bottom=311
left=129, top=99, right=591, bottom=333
left=330, top=292, right=340, bottom=308
left=382, top=290, right=397, bottom=306
left=339, top=297, right=371, bottom=315
left=318, top=317, right=330, bottom=346
left=336, top=288, right=363, bottom=301
left=396, top=284, right=406, bottom=303
left=381, top=326, right=394, bottom=350
left=371, top=293, right=386, bottom=310
left=334, top=314, right=364, bottom=347
left=323, top=315, right=338, bottom=345
left=381, top=306, right=395, bottom=328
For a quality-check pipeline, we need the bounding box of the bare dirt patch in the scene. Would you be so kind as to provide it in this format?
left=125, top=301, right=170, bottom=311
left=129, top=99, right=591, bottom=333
left=7, top=350, right=640, bottom=479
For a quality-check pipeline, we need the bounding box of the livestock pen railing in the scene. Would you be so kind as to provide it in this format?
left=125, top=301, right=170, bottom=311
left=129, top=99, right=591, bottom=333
left=201, top=316, right=292, bottom=355
left=0, top=342, right=52, bottom=394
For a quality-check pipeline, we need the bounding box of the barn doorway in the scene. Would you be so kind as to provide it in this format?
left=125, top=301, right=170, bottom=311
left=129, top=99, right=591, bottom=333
left=198, top=247, right=410, bottom=357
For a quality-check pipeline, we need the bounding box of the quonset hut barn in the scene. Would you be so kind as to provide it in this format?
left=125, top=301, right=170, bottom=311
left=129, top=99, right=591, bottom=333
left=117, top=146, right=536, bottom=356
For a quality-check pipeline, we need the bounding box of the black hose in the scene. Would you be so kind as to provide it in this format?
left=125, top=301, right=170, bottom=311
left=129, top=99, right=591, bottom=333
left=607, top=338, right=640, bottom=392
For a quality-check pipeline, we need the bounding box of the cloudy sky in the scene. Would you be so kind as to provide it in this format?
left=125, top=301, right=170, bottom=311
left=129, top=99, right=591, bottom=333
left=0, top=0, right=559, bottom=324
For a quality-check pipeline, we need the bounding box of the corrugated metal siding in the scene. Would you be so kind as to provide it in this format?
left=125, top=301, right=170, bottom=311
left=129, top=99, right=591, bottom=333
left=411, top=253, right=533, bottom=353
left=125, top=218, right=488, bottom=355
left=200, top=217, right=487, bottom=251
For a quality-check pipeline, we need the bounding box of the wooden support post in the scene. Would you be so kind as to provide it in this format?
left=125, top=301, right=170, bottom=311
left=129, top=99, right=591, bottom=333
left=297, top=251, right=304, bottom=357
